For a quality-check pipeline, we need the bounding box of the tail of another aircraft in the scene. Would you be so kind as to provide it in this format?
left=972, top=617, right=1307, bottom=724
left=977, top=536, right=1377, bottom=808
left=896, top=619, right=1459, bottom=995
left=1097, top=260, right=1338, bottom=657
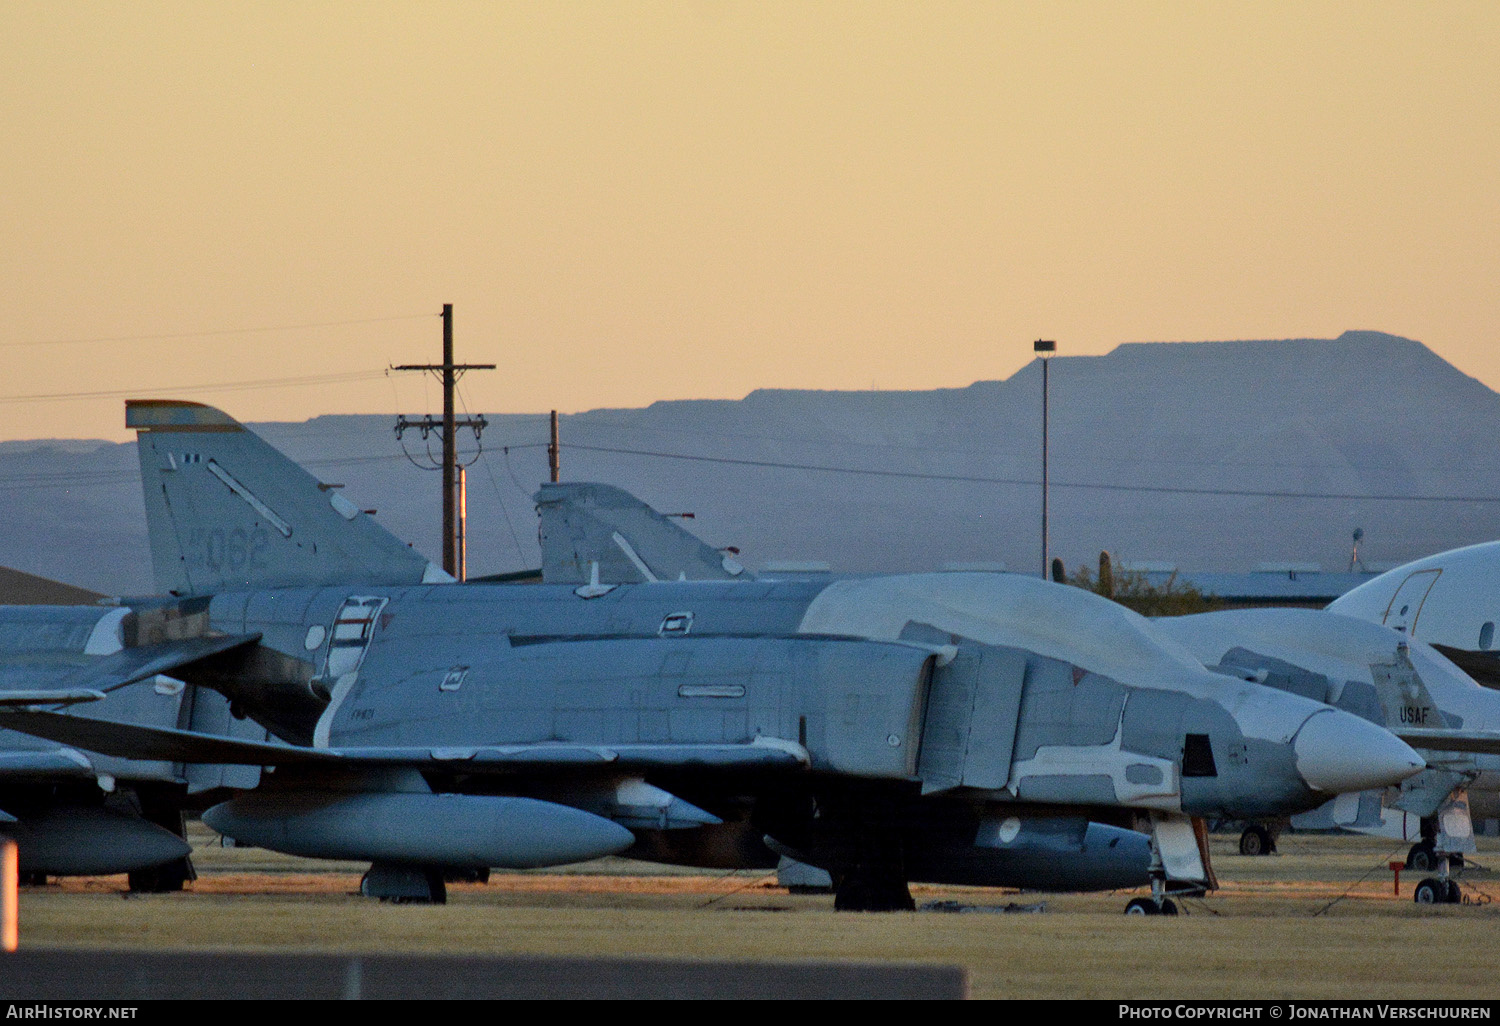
left=128, top=400, right=449, bottom=595
left=535, top=482, right=752, bottom=584
left=1369, top=642, right=1445, bottom=734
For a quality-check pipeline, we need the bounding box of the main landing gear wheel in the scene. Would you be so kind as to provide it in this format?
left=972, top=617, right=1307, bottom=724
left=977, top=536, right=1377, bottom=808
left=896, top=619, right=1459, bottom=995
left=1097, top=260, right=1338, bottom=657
left=1407, top=842, right=1437, bottom=873
left=1238, top=826, right=1274, bottom=856
left=1124, top=897, right=1179, bottom=916
left=832, top=870, right=915, bottom=912
left=127, top=858, right=193, bottom=894
left=1413, top=877, right=1462, bottom=905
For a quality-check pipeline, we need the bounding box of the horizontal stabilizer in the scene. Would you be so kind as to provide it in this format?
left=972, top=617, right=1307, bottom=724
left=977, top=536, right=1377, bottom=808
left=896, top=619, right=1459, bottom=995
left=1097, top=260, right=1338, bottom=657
left=0, top=708, right=812, bottom=772
left=1396, top=728, right=1500, bottom=758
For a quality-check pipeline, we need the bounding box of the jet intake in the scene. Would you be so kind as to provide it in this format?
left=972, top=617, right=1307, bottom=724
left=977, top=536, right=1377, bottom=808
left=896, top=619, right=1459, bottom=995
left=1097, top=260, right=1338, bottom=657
left=202, top=791, right=635, bottom=868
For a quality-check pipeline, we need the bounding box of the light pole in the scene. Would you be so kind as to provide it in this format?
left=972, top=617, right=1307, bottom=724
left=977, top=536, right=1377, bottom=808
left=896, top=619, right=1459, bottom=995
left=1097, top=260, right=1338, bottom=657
left=1035, top=339, right=1056, bottom=579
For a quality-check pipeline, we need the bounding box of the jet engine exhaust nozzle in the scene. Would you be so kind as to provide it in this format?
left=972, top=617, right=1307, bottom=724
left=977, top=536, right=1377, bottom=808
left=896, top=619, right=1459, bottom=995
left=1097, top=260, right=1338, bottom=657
left=1292, top=710, right=1425, bottom=794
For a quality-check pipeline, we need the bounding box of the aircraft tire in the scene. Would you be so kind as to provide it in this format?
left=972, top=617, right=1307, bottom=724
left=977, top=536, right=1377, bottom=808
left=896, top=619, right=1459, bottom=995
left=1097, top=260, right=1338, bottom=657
left=1407, top=843, right=1436, bottom=872
left=1124, top=898, right=1157, bottom=916
left=1413, top=878, right=1444, bottom=904
left=832, top=870, right=915, bottom=912
left=127, top=857, right=192, bottom=894
left=1238, top=826, right=1272, bottom=856
left=1445, top=880, right=1462, bottom=904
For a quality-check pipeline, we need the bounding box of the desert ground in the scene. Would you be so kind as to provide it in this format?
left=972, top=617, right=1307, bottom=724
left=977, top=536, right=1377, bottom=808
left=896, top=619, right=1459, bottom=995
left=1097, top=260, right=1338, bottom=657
left=11, top=826, right=1500, bottom=1000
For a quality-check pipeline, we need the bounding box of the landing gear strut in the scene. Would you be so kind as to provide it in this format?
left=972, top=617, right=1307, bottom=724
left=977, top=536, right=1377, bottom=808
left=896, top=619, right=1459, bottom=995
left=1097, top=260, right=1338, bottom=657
left=127, top=801, right=196, bottom=894
left=1413, top=850, right=1463, bottom=905
left=1408, top=815, right=1467, bottom=904
left=1124, top=814, right=1211, bottom=916
left=815, top=787, right=915, bottom=912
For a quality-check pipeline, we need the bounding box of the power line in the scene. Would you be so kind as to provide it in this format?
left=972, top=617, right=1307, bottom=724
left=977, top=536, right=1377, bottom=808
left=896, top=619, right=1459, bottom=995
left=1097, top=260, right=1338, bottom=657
left=0, top=313, right=435, bottom=350
left=7, top=433, right=1499, bottom=507
left=573, top=413, right=1500, bottom=478
left=0, top=444, right=551, bottom=492
left=0, top=370, right=388, bottom=406
left=563, top=442, right=1500, bottom=505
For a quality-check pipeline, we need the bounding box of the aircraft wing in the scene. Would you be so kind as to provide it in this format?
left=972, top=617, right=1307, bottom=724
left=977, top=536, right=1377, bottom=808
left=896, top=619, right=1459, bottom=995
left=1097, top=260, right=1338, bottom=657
left=0, top=707, right=811, bottom=772
left=1396, top=728, right=1500, bottom=757
left=0, top=633, right=261, bottom=696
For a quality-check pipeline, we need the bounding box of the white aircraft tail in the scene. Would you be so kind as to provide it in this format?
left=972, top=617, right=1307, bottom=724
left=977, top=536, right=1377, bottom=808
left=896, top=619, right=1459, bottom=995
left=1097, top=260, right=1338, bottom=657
left=1370, top=643, right=1445, bottom=733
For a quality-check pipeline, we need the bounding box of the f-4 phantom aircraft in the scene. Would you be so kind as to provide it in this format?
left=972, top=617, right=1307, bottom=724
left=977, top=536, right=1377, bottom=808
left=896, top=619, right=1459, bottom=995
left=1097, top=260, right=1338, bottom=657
left=0, top=599, right=269, bottom=887
left=0, top=402, right=1426, bottom=912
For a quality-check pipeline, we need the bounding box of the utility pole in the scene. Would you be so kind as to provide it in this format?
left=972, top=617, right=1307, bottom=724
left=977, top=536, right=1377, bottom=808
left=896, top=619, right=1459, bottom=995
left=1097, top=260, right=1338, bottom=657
left=1034, top=339, right=1056, bottom=580
left=456, top=464, right=467, bottom=581
left=392, top=304, right=496, bottom=580
left=548, top=410, right=560, bottom=483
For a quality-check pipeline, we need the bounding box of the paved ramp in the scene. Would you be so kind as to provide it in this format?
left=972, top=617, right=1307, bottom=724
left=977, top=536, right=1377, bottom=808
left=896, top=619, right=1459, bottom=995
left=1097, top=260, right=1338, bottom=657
left=0, top=950, right=968, bottom=999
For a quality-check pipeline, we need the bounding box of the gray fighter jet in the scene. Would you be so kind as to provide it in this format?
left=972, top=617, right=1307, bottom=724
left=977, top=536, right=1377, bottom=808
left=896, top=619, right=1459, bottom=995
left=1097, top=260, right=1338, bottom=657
left=0, top=401, right=1425, bottom=912
left=0, top=600, right=268, bottom=887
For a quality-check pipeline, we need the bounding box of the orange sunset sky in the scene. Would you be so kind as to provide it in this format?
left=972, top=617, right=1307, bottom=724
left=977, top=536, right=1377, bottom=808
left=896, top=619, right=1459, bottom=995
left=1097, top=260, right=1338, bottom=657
left=2, top=2, right=1496, bottom=442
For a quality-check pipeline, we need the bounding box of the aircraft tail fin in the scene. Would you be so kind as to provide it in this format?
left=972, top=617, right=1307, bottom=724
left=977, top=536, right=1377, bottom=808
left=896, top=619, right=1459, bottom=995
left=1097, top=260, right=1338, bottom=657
left=535, top=482, right=752, bottom=584
left=1370, top=642, right=1445, bottom=733
left=128, top=400, right=449, bottom=594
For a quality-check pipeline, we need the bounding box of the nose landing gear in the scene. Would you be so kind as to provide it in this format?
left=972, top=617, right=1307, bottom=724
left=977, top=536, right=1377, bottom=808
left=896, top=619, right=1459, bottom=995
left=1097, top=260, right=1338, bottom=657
left=1123, top=814, right=1212, bottom=917
left=1124, top=896, right=1178, bottom=916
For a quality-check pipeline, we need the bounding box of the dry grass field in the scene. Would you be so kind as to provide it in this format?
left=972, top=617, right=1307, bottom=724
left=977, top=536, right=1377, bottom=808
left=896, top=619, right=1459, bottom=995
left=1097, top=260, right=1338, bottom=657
left=15, top=827, right=1500, bottom=1000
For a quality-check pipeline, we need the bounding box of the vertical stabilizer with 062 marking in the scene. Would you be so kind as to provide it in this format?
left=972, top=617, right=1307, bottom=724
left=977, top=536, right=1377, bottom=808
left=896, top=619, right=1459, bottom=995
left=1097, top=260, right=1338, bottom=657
left=127, top=400, right=449, bottom=595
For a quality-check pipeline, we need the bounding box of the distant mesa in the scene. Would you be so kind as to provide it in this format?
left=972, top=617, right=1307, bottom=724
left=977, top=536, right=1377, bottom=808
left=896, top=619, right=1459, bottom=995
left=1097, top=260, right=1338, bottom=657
left=2, top=331, right=1497, bottom=596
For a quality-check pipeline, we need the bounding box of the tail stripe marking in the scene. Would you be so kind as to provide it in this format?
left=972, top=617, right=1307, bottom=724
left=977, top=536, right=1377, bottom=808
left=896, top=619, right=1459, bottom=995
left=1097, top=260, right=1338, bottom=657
left=205, top=460, right=293, bottom=538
